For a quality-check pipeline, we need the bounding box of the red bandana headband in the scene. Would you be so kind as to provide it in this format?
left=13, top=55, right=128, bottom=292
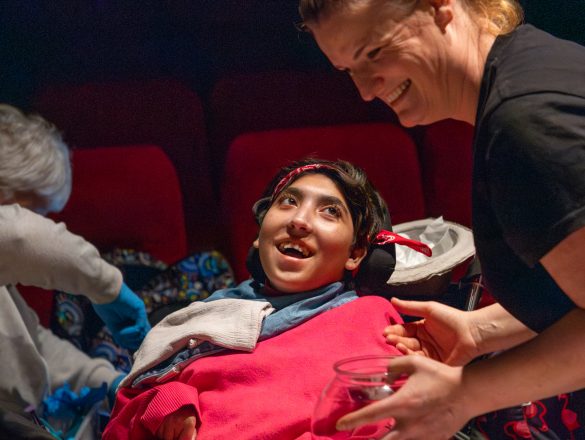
left=271, top=163, right=338, bottom=202
left=271, top=163, right=432, bottom=257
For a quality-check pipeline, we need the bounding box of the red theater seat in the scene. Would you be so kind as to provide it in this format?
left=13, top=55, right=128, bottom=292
left=52, top=145, right=187, bottom=263
left=207, top=70, right=396, bottom=182
left=19, top=145, right=187, bottom=326
left=32, top=78, right=217, bottom=250
left=220, top=122, right=424, bottom=282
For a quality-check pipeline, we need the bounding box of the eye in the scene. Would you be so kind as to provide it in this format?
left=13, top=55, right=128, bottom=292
left=322, top=205, right=342, bottom=218
left=366, top=46, right=383, bottom=60
left=277, top=194, right=297, bottom=207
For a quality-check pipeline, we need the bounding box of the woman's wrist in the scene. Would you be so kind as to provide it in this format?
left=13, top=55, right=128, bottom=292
left=468, top=304, right=535, bottom=355
left=468, top=307, right=500, bottom=356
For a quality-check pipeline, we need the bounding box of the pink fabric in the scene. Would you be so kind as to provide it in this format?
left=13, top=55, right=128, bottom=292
left=220, top=123, right=425, bottom=282
left=104, top=296, right=403, bottom=440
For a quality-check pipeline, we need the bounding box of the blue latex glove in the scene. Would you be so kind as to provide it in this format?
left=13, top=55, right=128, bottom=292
left=41, top=382, right=108, bottom=439
left=92, top=282, right=150, bottom=350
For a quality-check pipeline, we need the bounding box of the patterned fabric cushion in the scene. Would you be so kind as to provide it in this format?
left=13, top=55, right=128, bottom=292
left=51, top=249, right=235, bottom=373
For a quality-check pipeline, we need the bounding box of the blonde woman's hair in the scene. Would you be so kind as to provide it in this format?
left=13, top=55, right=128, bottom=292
left=299, top=0, right=523, bottom=35
left=467, top=0, right=523, bottom=35
left=0, top=104, right=72, bottom=214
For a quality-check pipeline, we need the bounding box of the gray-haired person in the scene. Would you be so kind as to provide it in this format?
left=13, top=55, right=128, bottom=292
left=0, top=104, right=150, bottom=430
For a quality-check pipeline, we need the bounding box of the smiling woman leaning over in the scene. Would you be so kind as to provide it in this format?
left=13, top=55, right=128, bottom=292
left=298, top=0, right=585, bottom=438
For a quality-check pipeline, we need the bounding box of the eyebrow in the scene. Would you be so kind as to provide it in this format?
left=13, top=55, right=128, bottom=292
left=283, top=187, right=350, bottom=215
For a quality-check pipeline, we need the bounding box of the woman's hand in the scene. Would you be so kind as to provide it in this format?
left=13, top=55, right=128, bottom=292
left=384, top=298, right=480, bottom=366
left=336, top=355, right=473, bottom=440
left=157, top=405, right=198, bottom=440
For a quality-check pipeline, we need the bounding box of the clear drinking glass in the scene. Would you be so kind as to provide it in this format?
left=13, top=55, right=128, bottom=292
left=311, top=355, right=406, bottom=440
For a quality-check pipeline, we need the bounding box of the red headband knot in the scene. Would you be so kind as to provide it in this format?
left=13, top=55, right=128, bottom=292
left=374, top=230, right=433, bottom=257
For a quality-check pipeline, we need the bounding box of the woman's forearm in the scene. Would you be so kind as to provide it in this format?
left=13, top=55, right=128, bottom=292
left=463, top=307, right=585, bottom=415
left=469, top=302, right=536, bottom=356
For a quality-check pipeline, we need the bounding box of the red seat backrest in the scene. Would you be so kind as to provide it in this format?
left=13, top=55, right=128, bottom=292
left=220, top=122, right=424, bottom=282
left=32, top=78, right=217, bottom=250
left=52, top=145, right=187, bottom=263
left=19, top=145, right=187, bottom=326
left=207, top=70, right=396, bottom=180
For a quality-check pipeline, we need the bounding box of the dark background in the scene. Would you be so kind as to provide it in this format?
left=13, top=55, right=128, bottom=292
left=1, top=0, right=584, bottom=109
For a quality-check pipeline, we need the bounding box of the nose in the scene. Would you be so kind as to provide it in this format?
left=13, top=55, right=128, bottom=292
left=351, top=74, right=384, bottom=102
left=287, top=209, right=313, bottom=236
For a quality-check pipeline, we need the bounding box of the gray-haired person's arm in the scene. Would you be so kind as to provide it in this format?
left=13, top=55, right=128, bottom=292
left=0, top=204, right=121, bottom=303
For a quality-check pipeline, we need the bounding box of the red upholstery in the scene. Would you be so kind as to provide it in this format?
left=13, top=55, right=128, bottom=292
left=52, top=145, right=187, bottom=263
left=19, top=145, right=187, bottom=327
left=207, top=70, right=397, bottom=180
left=220, top=123, right=424, bottom=282
left=32, top=78, right=218, bottom=250
left=418, top=119, right=475, bottom=227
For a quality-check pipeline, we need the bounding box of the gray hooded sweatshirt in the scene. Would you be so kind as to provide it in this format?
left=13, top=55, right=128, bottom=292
left=0, top=204, right=122, bottom=408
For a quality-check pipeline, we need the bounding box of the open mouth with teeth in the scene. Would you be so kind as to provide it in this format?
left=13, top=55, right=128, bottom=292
left=386, top=79, right=412, bottom=105
left=277, top=241, right=312, bottom=259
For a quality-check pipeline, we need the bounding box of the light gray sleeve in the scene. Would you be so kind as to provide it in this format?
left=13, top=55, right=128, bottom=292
left=36, top=323, right=121, bottom=393
left=0, top=285, right=120, bottom=406
left=0, top=204, right=122, bottom=304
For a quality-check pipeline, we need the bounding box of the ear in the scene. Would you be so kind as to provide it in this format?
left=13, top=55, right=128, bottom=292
left=428, top=0, right=454, bottom=33
left=253, top=238, right=260, bottom=249
left=345, top=245, right=367, bottom=271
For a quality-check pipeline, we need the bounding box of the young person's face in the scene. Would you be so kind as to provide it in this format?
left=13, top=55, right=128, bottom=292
left=254, top=173, right=366, bottom=293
